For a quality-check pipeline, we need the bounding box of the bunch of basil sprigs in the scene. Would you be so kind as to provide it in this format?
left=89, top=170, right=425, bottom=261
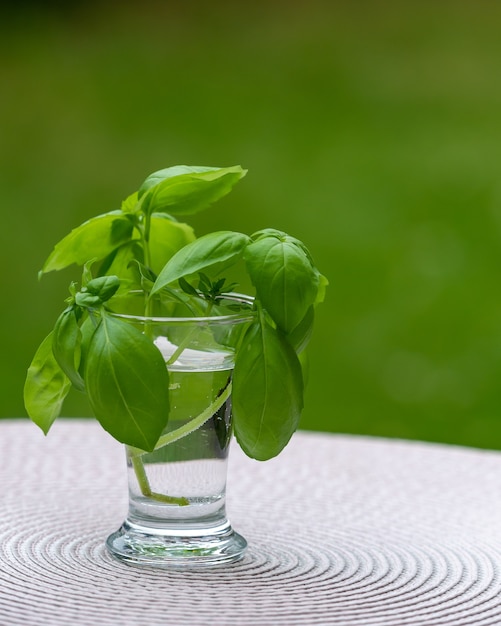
left=24, top=165, right=327, bottom=461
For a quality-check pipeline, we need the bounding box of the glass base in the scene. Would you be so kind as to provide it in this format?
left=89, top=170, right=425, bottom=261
left=106, top=519, right=247, bottom=568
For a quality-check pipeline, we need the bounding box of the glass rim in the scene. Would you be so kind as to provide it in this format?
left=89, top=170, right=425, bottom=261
left=109, top=291, right=256, bottom=325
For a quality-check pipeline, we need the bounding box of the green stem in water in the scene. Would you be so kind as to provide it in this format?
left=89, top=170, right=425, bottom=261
left=130, top=380, right=232, bottom=457
left=156, top=379, right=231, bottom=448
left=131, top=455, right=152, bottom=496
left=150, top=491, right=190, bottom=505
left=130, top=454, right=190, bottom=506
left=165, top=302, right=214, bottom=367
left=165, top=326, right=198, bottom=366
left=129, top=376, right=231, bottom=506
left=130, top=255, right=225, bottom=505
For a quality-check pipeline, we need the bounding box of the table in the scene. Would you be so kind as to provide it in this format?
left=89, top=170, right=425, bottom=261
left=0, top=420, right=500, bottom=625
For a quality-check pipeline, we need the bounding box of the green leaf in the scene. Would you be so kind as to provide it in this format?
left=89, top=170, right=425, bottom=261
left=298, top=349, right=310, bottom=388
left=81, top=259, right=97, bottom=287
left=75, top=276, right=120, bottom=308
left=178, top=276, right=199, bottom=297
left=98, top=215, right=194, bottom=289
left=128, top=259, right=157, bottom=288
left=40, top=211, right=135, bottom=275
left=100, top=241, right=144, bottom=292
left=232, top=313, right=304, bottom=461
left=139, top=165, right=247, bottom=216
left=315, top=273, right=329, bottom=304
left=252, top=228, right=316, bottom=264
left=287, top=305, right=314, bottom=354
left=52, top=306, right=85, bottom=391
left=151, top=231, right=250, bottom=295
left=24, top=332, right=71, bottom=434
left=148, top=214, right=195, bottom=274
left=198, top=272, right=212, bottom=292
left=78, top=315, right=98, bottom=378
left=138, top=165, right=210, bottom=195
left=84, top=312, right=170, bottom=451
left=121, top=191, right=139, bottom=213
left=244, top=233, right=319, bottom=333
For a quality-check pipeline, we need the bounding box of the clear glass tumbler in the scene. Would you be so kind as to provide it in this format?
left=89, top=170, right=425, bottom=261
left=105, top=293, right=253, bottom=567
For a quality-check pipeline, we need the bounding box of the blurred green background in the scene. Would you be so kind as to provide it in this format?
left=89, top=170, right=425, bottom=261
left=2, top=0, right=501, bottom=449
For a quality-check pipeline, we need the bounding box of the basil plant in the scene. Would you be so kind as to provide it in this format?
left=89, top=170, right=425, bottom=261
left=24, top=165, right=327, bottom=461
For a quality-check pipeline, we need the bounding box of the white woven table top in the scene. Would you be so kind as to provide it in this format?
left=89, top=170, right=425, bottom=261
left=1, top=420, right=500, bottom=626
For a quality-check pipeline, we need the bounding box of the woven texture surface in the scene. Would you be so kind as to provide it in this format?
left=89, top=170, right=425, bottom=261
left=1, top=420, right=501, bottom=625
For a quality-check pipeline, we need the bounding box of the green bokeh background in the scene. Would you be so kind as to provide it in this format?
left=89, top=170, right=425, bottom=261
left=3, top=1, right=501, bottom=449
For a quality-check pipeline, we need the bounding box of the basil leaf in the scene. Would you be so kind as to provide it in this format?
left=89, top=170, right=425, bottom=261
left=151, top=231, right=250, bottom=295
left=178, top=276, right=199, bottom=297
left=128, top=259, right=157, bottom=290
left=252, top=228, right=315, bottom=263
left=81, top=259, right=97, bottom=287
left=139, top=165, right=246, bottom=216
left=99, top=216, right=194, bottom=289
left=287, top=305, right=314, bottom=354
left=84, top=312, right=170, bottom=451
left=40, top=211, right=134, bottom=275
left=298, top=349, right=310, bottom=388
left=24, top=331, right=71, bottom=434
left=148, top=214, right=195, bottom=273
left=52, top=306, right=85, bottom=391
left=315, top=273, right=329, bottom=304
left=121, top=191, right=139, bottom=213
left=75, top=276, right=120, bottom=308
left=78, top=315, right=97, bottom=379
left=138, top=165, right=216, bottom=195
left=100, top=241, right=144, bottom=292
left=244, top=233, right=319, bottom=334
left=233, top=314, right=304, bottom=461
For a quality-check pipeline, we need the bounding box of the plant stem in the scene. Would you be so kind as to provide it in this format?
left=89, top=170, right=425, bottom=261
left=130, top=380, right=232, bottom=458
left=140, top=211, right=154, bottom=319
left=130, top=453, right=190, bottom=506
left=165, top=326, right=198, bottom=366
left=165, top=302, right=214, bottom=366
left=143, top=211, right=152, bottom=269
left=157, top=380, right=232, bottom=447
left=130, top=455, right=152, bottom=496
left=150, top=491, right=190, bottom=505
